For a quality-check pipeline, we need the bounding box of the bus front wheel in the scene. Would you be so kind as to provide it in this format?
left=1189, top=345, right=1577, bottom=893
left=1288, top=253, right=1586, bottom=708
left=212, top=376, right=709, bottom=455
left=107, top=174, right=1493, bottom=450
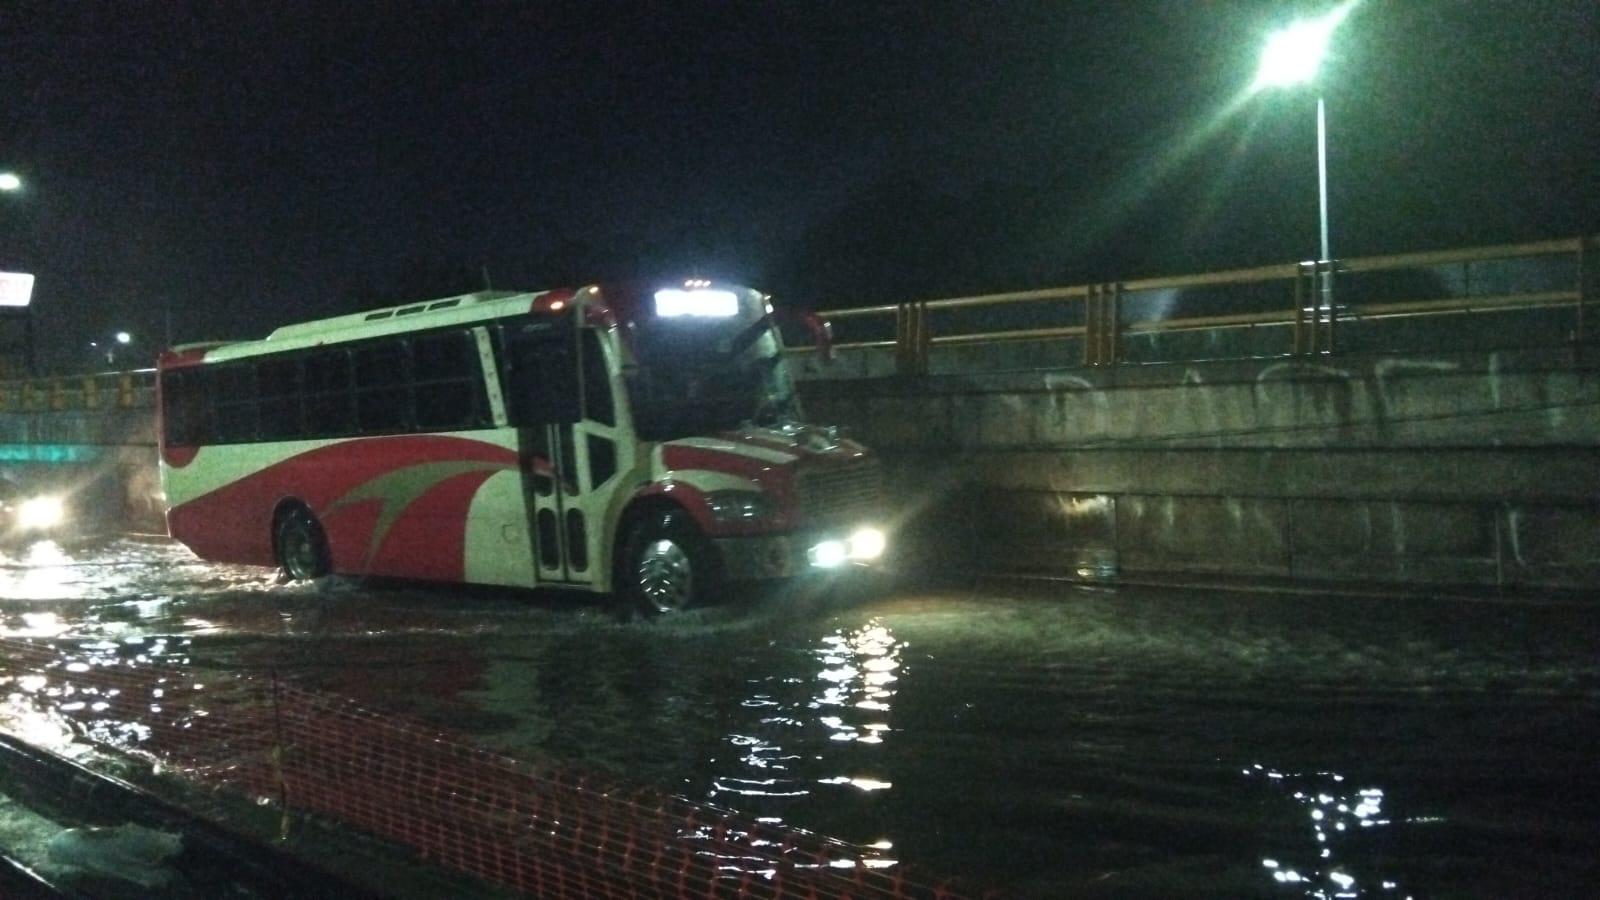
left=276, top=506, right=331, bottom=582
left=619, top=509, right=720, bottom=616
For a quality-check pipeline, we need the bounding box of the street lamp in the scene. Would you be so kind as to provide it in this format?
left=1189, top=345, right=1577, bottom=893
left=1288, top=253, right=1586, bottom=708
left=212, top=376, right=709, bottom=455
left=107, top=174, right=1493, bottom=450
left=93, top=332, right=134, bottom=367
left=1255, top=4, right=1354, bottom=317
left=0, top=172, right=20, bottom=192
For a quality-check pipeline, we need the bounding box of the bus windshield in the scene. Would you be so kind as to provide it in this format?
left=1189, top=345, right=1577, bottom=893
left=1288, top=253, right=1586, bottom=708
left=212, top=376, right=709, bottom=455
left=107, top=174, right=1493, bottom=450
left=624, top=315, right=798, bottom=442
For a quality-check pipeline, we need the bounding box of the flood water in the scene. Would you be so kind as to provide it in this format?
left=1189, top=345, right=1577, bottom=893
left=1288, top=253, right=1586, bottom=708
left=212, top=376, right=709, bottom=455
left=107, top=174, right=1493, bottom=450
left=1, top=537, right=1598, bottom=898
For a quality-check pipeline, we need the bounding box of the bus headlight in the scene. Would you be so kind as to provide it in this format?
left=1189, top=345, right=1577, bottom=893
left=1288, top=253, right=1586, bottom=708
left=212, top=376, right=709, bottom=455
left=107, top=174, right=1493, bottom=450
left=705, top=490, right=775, bottom=523
left=18, top=497, right=64, bottom=531
left=847, top=527, right=886, bottom=561
left=809, top=528, right=886, bottom=568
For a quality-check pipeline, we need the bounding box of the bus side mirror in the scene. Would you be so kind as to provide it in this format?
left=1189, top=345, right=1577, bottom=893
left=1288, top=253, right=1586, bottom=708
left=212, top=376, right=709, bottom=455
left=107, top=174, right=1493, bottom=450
left=804, top=313, right=834, bottom=363
left=774, top=310, right=834, bottom=363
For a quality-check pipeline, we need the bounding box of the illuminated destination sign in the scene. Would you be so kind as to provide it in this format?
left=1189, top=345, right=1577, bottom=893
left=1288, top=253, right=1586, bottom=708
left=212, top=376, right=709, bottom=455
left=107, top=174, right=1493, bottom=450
left=0, top=272, right=35, bottom=308
left=654, top=288, right=739, bottom=318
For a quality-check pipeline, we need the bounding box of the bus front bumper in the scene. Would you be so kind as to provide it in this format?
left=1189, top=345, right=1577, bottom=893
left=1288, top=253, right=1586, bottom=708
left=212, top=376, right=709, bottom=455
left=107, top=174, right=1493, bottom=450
left=714, top=526, right=887, bottom=580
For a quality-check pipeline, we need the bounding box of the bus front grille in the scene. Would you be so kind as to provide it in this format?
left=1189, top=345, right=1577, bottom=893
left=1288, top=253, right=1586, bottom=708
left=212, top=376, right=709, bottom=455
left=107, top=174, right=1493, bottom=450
left=796, top=461, right=882, bottom=526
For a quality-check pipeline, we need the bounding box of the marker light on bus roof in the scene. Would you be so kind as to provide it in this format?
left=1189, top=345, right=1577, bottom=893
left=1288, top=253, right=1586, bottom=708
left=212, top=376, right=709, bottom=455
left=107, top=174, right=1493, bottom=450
left=655, top=288, right=739, bottom=318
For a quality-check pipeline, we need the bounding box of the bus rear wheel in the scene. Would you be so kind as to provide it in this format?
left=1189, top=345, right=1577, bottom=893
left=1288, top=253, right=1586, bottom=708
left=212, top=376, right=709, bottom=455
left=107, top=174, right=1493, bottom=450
left=620, top=509, right=720, bottom=616
left=276, top=506, right=330, bottom=582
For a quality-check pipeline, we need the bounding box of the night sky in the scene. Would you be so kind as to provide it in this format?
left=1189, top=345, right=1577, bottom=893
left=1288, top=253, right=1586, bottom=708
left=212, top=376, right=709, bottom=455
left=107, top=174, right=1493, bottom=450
left=1, top=0, right=1595, bottom=372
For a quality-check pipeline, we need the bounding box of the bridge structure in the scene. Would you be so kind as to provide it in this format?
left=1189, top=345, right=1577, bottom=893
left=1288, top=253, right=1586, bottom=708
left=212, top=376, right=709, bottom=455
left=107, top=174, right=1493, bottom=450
left=793, top=234, right=1600, bottom=592
left=0, top=234, right=1596, bottom=589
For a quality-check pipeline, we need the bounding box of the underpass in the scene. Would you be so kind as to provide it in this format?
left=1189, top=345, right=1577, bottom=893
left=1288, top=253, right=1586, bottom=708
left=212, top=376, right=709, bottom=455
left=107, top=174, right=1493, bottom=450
left=0, top=235, right=1597, bottom=897
left=1, top=538, right=1596, bottom=898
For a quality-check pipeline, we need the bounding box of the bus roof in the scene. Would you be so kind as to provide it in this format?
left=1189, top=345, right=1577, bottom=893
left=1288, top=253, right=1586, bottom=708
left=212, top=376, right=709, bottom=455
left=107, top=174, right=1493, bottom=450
left=167, top=280, right=763, bottom=367
left=198, top=289, right=558, bottom=363
left=265, top=289, right=532, bottom=341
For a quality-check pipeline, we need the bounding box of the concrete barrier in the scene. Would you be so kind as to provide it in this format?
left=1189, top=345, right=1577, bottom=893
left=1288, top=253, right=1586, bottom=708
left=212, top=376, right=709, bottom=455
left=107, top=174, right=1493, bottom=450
left=799, top=345, right=1600, bottom=591
left=0, top=404, right=161, bottom=536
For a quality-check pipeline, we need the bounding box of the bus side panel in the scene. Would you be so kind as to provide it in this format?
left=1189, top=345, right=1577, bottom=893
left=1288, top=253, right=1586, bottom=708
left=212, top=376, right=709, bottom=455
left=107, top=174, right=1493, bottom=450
left=463, top=470, right=538, bottom=588
left=166, top=478, right=279, bottom=568
left=166, top=435, right=518, bottom=576
left=326, top=469, right=504, bottom=581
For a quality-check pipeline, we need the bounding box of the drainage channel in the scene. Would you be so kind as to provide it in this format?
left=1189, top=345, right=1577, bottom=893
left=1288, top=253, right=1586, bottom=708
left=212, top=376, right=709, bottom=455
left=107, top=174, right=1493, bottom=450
left=0, top=732, right=387, bottom=899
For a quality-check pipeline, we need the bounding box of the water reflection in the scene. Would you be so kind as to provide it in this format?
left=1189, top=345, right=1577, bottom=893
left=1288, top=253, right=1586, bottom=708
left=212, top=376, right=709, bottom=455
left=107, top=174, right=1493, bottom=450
left=0, top=632, right=197, bottom=762
left=709, top=619, right=904, bottom=865
left=3, top=611, right=72, bottom=638
left=812, top=623, right=900, bottom=749
left=1245, top=764, right=1410, bottom=898
left=0, top=542, right=80, bottom=602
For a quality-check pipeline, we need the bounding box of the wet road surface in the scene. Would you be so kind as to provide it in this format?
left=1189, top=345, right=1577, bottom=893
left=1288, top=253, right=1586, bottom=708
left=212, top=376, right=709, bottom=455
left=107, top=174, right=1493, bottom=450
left=1, top=537, right=1598, bottom=898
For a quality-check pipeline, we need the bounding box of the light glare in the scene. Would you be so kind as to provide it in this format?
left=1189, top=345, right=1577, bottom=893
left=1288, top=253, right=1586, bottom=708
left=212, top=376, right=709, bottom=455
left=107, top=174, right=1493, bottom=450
left=809, top=540, right=848, bottom=568
left=0, top=172, right=19, bottom=191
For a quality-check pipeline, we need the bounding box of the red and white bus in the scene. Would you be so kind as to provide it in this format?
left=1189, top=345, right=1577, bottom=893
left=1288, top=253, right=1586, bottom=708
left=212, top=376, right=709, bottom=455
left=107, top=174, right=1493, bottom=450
left=156, top=281, right=885, bottom=614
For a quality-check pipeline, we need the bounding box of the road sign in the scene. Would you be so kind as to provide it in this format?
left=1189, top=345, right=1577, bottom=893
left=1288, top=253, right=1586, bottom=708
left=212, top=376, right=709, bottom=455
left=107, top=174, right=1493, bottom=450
left=0, top=271, right=35, bottom=308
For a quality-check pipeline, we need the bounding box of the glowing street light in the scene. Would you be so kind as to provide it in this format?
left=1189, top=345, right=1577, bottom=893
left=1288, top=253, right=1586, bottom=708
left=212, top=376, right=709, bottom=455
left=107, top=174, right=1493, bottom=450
left=1254, top=4, right=1354, bottom=293
left=115, top=331, right=132, bottom=345
left=1254, top=10, right=1348, bottom=92
left=0, top=172, right=20, bottom=192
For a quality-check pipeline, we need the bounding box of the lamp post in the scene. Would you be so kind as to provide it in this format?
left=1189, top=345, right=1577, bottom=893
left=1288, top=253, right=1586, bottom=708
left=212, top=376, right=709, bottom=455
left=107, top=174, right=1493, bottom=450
left=1254, top=5, right=1353, bottom=311
left=0, top=172, right=21, bottom=192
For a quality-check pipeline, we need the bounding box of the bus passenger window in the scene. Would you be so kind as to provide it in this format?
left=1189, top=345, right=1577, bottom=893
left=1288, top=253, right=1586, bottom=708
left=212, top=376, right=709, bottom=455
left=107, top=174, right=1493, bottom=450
left=303, top=350, right=354, bottom=437
left=413, top=331, right=488, bottom=430
left=581, top=331, right=614, bottom=426
left=213, top=365, right=259, bottom=443
left=587, top=434, right=617, bottom=489
left=496, top=323, right=580, bottom=425
left=258, top=358, right=302, bottom=440
left=354, top=342, right=410, bottom=433
left=161, top=370, right=207, bottom=446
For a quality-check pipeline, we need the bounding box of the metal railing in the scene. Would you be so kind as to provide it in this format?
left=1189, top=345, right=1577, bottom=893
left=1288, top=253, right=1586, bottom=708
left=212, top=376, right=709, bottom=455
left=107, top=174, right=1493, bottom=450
left=812, top=234, right=1596, bottom=375
left=0, top=368, right=156, bottom=412
left=0, top=235, right=1592, bottom=411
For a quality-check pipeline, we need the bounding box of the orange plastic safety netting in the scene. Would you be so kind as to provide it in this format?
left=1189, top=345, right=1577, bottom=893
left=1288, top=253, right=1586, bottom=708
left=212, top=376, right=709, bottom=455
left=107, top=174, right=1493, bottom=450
left=0, top=637, right=990, bottom=899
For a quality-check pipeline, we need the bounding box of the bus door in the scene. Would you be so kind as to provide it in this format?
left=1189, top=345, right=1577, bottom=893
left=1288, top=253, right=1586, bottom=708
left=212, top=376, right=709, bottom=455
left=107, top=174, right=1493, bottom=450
left=499, top=321, right=618, bottom=588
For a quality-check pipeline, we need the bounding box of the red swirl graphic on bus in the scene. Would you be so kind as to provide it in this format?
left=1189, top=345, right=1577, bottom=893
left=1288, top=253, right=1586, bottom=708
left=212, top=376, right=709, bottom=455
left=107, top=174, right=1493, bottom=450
left=166, top=435, right=524, bottom=582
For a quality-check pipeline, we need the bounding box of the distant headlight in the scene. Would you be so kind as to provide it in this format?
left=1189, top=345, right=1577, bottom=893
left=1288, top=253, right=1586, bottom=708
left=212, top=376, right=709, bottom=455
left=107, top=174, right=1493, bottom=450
left=18, top=497, right=64, bottom=530
left=704, top=490, right=775, bottom=523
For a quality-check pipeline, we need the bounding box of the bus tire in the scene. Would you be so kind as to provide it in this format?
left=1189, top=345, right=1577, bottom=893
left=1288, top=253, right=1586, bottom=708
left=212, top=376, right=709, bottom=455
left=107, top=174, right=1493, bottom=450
left=275, top=505, right=331, bottom=582
left=619, top=508, right=720, bottom=616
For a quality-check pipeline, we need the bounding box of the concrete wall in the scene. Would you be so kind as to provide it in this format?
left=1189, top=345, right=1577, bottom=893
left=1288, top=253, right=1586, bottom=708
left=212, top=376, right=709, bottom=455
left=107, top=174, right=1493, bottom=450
left=5, top=343, right=1598, bottom=592
left=798, top=346, right=1600, bottom=591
